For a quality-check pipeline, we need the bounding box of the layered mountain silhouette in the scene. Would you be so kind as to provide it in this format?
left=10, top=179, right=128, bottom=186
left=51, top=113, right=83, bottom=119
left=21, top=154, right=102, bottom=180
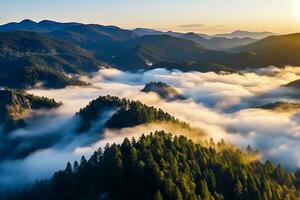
left=180, top=32, right=256, bottom=50
left=133, top=28, right=257, bottom=50
left=0, top=20, right=300, bottom=90
left=214, top=30, right=274, bottom=39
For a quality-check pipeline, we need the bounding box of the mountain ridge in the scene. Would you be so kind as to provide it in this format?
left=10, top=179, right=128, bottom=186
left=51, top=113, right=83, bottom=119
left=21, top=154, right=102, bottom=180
left=214, top=30, right=274, bottom=39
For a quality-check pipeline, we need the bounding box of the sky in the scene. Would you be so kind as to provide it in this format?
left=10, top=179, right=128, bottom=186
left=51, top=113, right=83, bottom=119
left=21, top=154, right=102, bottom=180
left=1, top=0, right=300, bottom=34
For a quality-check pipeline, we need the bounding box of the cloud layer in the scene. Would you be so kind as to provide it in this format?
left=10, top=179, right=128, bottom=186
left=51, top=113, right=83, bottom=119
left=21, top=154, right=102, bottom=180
left=1, top=65, right=300, bottom=190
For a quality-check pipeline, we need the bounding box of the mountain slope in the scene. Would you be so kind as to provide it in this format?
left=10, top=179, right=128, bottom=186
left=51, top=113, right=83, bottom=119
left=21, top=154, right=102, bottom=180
left=0, top=31, right=104, bottom=88
left=0, top=89, right=61, bottom=130
left=180, top=32, right=257, bottom=50
left=230, top=33, right=300, bottom=67
left=49, top=24, right=137, bottom=50
left=151, top=61, right=239, bottom=73
left=5, top=132, right=296, bottom=200
left=100, top=35, right=248, bottom=71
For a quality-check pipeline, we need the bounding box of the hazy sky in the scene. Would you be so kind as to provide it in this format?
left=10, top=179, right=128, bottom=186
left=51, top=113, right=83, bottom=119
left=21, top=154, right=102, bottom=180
left=1, top=0, right=300, bottom=34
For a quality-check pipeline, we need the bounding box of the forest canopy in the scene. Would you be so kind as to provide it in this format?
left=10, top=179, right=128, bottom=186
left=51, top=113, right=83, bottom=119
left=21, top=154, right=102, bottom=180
left=5, top=131, right=296, bottom=200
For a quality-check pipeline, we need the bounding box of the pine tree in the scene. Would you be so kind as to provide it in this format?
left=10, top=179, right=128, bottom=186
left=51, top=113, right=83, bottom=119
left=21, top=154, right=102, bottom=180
left=65, top=162, right=72, bottom=174
left=175, top=186, right=183, bottom=200
left=155, top=190, right=163, bottom=200
left=200, top=180, right=211, bottom=200
left=234, top=180, right=243, bottom=199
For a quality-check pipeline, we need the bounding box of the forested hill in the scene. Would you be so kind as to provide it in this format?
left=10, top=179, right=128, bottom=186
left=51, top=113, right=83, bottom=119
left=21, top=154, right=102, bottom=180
left=0, top=89, right=61, bottom=130
left=141, top=82, right=185, bottom=100
left=77, top=95, right=190, bottom=132
left=6, top=131, right=296, bottom=200
left=230, top=33, right=300, bottom=67
left=0, top=31, right=100, bottom=88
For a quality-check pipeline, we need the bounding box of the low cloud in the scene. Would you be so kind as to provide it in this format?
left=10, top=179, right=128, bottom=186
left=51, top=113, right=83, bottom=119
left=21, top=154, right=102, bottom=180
left=2, top=65, right=300, bottom=190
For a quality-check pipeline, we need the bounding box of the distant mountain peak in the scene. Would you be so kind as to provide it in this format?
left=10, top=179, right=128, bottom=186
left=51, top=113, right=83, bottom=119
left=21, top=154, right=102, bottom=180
left=38, top=19, right=60, bottom=25
left=20, top=19, right=36, bottom=24
left=214, top=30, right=274, bottom=39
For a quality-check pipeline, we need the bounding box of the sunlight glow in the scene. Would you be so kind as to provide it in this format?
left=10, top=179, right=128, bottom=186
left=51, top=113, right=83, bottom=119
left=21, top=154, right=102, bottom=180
left=293, top=1, right=300, bottom=23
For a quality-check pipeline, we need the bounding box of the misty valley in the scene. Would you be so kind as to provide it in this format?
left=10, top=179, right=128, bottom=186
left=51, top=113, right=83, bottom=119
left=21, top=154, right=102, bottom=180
left=1, top=19, right=300, bottom=199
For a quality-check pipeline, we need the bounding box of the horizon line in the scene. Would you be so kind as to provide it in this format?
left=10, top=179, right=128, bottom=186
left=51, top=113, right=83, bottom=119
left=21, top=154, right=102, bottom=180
left=0, top=18, right=283, bottom=36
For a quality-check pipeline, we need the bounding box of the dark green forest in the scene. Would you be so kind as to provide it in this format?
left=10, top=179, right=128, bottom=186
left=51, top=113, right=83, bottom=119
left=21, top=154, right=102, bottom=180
left=5, top=131, right=296, bottom=200
left=77, top=95, right=190, bottom=132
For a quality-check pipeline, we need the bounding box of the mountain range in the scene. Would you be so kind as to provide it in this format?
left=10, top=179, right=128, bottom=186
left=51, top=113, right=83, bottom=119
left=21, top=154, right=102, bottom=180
left=0, top=19, right=300, bottom=89
left=214, top=30, right=274, bottom=39
left=132, top=28, right=267, bottom=50
left=132, top=28, right=274, bottom=40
